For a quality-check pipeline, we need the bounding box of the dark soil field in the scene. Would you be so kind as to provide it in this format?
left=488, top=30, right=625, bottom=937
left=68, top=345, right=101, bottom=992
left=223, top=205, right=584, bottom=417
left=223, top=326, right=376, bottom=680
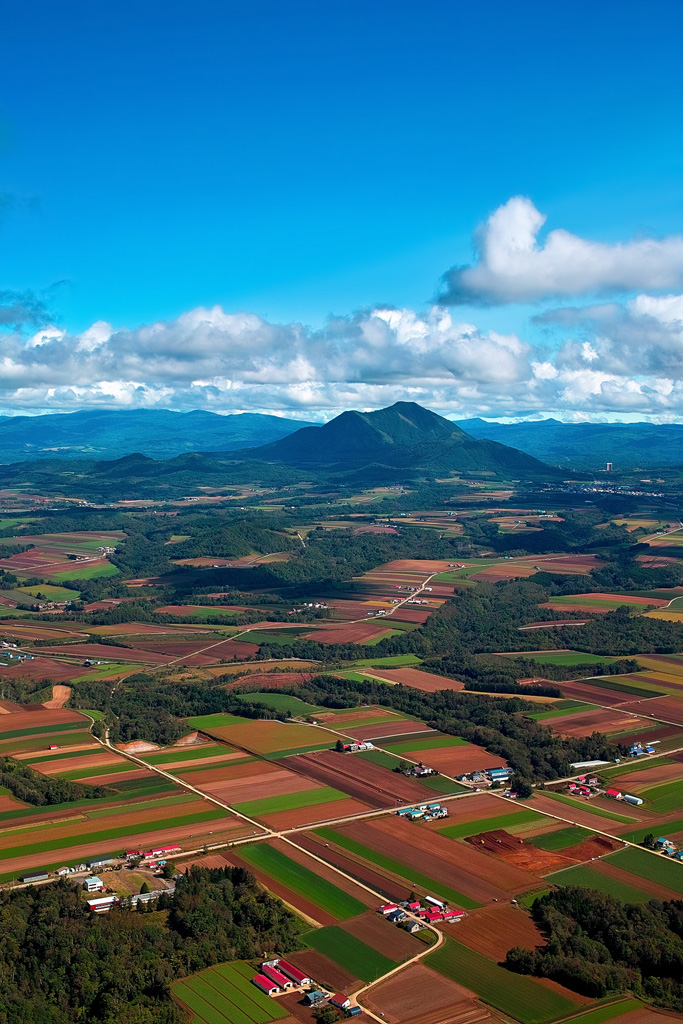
left=452, top=903, right=544, bottom=960
left=552, top=680, right=639, bottom=705
left=340, top=910, right=424, bottom=959
left=397, top=743, right=507, bottom=775
left=338, top=816, right=544, bottom=901
left=360, top=961, right=482, bottom=1024
left=465, top=830, right=568, bottom=873
left=283, top=750, right=436, bottom=807
left=342, top=721, right=434, bottom=740
left=262, top=798, right=371, bottom=830
left=224, top=671, right=315, bottom=690
left=287, top=949, right=359, bottom=992
left=36, top=643, right=174, bottom=664
left=0, top=658, right=85, bottom=683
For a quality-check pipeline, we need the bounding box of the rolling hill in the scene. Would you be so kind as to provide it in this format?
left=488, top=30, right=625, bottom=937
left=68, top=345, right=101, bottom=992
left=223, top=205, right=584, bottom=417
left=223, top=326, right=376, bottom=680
left=233, top=401, right=554, bottom=476
left=0, top=409, right=311, bottom=463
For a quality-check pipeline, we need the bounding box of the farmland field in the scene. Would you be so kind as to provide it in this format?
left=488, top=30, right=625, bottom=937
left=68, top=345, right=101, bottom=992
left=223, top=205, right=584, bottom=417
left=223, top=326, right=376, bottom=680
left=235, top=692, right=321, bottom=716
left=304, top=925, right=397, bottom=982
left=237, top=843, right=367, bottom=919
left=173, top=960, right=289, bottom=1024
left=439, top=808, right=545, bottom=840
left=427, top=938, right=577, bottom=1023
left=603, top=846, right=683, bottom=895
left=545, top=864, right=655, bottom=903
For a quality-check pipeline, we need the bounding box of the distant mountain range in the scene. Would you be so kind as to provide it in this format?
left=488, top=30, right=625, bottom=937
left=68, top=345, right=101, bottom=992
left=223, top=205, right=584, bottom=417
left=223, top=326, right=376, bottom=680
left=233, top=401, right=552, bottom=476
left=454, top=418, right=683, bottom=468
left=0, top=409, right=312, bottom=463
left=0, top=402, right=554, bottom=500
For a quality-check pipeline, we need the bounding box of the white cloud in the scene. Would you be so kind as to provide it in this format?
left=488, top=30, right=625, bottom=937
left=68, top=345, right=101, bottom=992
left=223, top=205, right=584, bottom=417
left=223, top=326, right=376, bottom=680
left=440, top=196, right=683, bottom=304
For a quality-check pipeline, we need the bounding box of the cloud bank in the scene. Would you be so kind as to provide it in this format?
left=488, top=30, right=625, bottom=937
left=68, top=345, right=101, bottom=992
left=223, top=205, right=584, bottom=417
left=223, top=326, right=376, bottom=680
left=2, top=196, right=683, bottom=422
left=440, top=196, right=683, bottom=305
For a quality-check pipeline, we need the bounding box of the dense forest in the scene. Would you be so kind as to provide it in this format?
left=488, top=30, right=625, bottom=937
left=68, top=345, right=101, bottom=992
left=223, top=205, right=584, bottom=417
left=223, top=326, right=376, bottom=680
left=506, top=886, right=683, bottom=1010
left=0, top=864, right=303, bottom=1023
left=0, top=756, right=109, bottom=805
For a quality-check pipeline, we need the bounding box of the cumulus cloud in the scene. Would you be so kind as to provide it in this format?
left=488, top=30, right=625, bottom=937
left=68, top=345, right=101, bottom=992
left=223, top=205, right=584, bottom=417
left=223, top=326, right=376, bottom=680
left=439, top=197, right=683, bottom=305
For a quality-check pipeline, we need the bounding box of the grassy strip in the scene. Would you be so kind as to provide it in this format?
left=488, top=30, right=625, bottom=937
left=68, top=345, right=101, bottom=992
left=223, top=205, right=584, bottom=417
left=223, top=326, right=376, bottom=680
left=235, top=786, right=348, bottom=817
left=22, top=746, right=104, bottom=764
left=540, top=791, right=636, bottom=823
left=529, top=826, right=591, bottom=851
left=601, top=756, right=674, bottom=778
left=439, top=808, right=544, bottom=840
left=264, top=742, right=335, bottom=760
left=305, top=926, right=397, bottom=982
left=525, top=703, right=597, bottom=721
left=347, top=655, right=422, bottom=667
left=238, top=843, right=366, bottom=919
left=427, top=938, right=576, bottom=1024
left=417, top=775, right=468, bottom=794
left=55, top=761, right=143, bottom=780
left=172, top=757, right=255, bottom=775
left=0, top=808, right=226, bottom=863
left=315, top=827, right=481, bottom=909
left=605, top=846, right=683, bottom=895
left=381, top=735, right=467, bottom=753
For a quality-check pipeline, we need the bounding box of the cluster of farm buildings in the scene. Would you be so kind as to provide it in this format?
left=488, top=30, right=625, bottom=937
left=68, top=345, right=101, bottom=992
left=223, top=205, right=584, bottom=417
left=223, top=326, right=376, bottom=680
left=456, top=766, right=513, bottom=787
left=396, top=801, right=448, bottom=821
left=378, top=896, right=464, bottom=926
left=252, top=958, right=361, bottom=1015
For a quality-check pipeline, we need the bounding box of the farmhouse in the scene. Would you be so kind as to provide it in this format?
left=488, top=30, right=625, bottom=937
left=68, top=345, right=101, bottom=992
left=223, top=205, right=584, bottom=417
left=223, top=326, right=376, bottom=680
left=83, top=875, right=104, bottom=892
left=331, top=994, right=351, bottom=1010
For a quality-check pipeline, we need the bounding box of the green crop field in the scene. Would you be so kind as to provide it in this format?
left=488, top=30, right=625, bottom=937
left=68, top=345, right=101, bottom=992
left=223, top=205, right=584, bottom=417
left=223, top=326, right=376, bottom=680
left=186, top=713, right=252, bottom=729
left=546, top=864, right=654, bottom=903
left=173, top=961, right=289, bottom=1024
left=305, top=926, right=396, bottom=982
left=18, top=584, right=80, bottom=601
left=361, top=629, right=401, bottom=645
left=55, top=760, right=143, bottom=780
left=0, top=720, right=85, bottom=741
left=52, top=562, right=120, bottom=581
left=601, top=756, right=675, bottom=778
left=605, top=846, right=683, bottom=895
left=637, top=777, right=683, bottom=814
left=439, top=808, right=544, bottom=841
left=382, top=735, right=467, bottom=753
left=501, top=651, right=617, bottom=666
left=427, top=939, right=576, bottom=1024
left=236, top=692, right=321, bottom=715
left=539, top=791, right=636, bottom=823
left=234, top=786, right=347, bottom=817
left=72, top=663, right=134, bottom=681
left=555, top=1000, right=644, bottom=1024
left=22, top=746, right=105, bottom=764
left=525, top=703, right=597, bottom=721
left=315, top=827, right=481, bottom=909
left=357, top=748, right=401, bottom=768
left=237, top=843, right=366, bottom=919
left=529, top=826, right=591, bottom=850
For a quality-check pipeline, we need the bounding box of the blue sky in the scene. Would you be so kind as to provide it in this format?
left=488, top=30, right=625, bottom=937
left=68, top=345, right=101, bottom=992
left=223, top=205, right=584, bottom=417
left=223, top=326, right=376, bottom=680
left=1, top=0, right=683, bottom=420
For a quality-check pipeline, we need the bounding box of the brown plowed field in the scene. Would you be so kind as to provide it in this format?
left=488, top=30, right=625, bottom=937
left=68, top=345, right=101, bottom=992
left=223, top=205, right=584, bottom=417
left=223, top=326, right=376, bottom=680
left=338, top=817, right=543, bottom=901
left=390, top=608, right=432, bottom=623
left=614, top=1009, right=683, bottom=1024
left=0, top=658, right=84, bottom=683
left=0, top=622, right=87, bottom=639
left=287, top=949, right=359, bottom=991
left=562, top=836, right=623, bottom=861
left=0, top=700, right=23, bottom=713
left=283, top=750, right=436, bottom=806
left=465, top=830, right=568, bottom=873
left=550, top=708, right=649, bottom=738
left=35, top=751, right=118, bottom=775
left=191, top=638, right=260, bottom=660
left=617, top=724, right=682, bottom=745
left=345, top=722, right=434, bottom=740
left=295, top=832, right=412, bottom=902
left=340, top=910, right=423, bottom=959
left=360, top=962, right=479, bottom=1024
left=225, top=671, right=315, bottom=690
left=554, top=680, right=634, bottom=705
left=79, top=767, right=153, bottom=784
left=42, top=684, right=72, bottom=709
left=613, top=762, right=683, bottom=786
left=198, top=718, right=334, bottom=754
left=0, top=794, right=27, bottom=813
left=262, top=798, right=370, bottom=829
left=370, top=667, right=464, bottom=691
left=615, top=697, right=683, bottom=722
left=400, top=743, right=507, bottom=775
left=36, top=643, right=173, bottom=664
left=526, top=793, right=637, bottom=831
left=0, top=708, right=84, bottom=733
left=453, top=903, right=545, bottom=960
left=192, top=769, right=318, bottom=805
left=317, top=707, right=402, bottom=728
